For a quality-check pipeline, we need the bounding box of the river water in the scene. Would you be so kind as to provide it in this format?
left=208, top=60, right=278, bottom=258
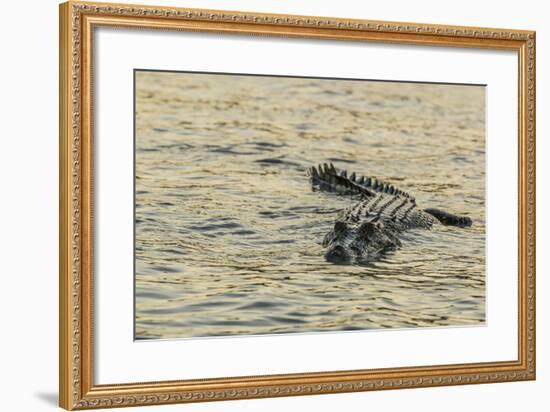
left=134, top=71, right=486, bottom=339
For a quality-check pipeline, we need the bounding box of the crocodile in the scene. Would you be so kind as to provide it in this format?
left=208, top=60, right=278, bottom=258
left=310, top=163, right=472, bottom=264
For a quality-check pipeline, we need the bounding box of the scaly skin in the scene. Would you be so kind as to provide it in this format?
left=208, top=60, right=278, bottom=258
left=310, top=163, right=472, bottom=264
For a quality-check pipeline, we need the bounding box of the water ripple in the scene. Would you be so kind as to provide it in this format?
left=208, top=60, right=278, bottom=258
left=135, top=72, right=486, bottom=339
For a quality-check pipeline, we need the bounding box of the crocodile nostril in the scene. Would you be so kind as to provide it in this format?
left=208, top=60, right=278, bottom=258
left=325, top=245, right=351, bottom=264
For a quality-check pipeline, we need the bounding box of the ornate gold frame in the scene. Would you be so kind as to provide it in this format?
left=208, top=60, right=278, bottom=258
left=59, top=1, right=536, bottom=410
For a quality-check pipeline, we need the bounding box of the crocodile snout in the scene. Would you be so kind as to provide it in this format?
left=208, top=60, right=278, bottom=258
left=325, top=245, right=353, bottom=264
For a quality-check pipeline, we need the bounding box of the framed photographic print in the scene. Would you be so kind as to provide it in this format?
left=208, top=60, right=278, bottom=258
left=59, top=1, right=536, bottom=409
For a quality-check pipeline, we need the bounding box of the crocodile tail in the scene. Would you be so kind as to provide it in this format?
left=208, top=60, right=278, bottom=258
left=423, top=208, right=473, bottom=227
left=309, top=163, right=375, bottom=197
left=309, top=163, right=412, bottom=199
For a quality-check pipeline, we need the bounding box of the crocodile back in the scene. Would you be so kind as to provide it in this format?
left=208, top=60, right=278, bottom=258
left=340, top=193, right=434, bottom=231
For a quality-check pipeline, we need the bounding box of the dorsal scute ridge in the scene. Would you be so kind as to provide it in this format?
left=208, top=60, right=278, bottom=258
left=309, top=163, right=414, bottom=201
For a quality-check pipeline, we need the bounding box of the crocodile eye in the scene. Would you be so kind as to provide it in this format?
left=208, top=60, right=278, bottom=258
left=334, top=221, right=349, bottom=233
left=358, top=221, right=378, bottom=237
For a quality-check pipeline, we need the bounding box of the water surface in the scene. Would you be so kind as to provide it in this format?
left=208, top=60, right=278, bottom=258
left=135, top=71, right=485, bottom=339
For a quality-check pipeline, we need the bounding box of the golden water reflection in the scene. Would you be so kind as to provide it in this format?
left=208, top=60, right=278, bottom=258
left=135, top=71, right=486, bottom=339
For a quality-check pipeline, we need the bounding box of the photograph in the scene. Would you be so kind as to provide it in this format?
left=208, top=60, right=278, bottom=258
left=134, top=70, right=486, bottom=339
left=55, top=1, right=536, bottom=409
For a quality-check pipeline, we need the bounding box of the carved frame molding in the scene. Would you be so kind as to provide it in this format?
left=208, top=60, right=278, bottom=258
left=59, top=1, right=535, bottom=409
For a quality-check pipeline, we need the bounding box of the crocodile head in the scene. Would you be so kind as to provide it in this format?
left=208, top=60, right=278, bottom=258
left=322, top=220, right=400, bottom=265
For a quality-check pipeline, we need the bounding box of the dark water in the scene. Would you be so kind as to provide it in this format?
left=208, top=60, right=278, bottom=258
left=134, top=71, right=486, bottom=339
